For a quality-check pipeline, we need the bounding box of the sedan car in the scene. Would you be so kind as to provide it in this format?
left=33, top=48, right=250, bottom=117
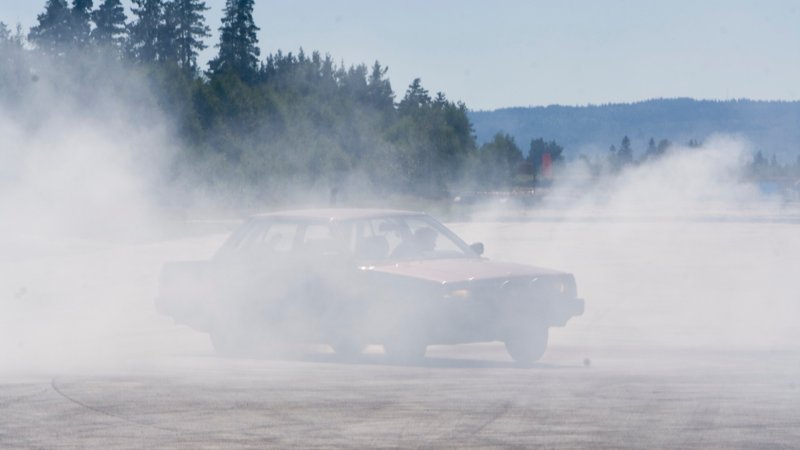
left=157, top=209, right=584, bottom=363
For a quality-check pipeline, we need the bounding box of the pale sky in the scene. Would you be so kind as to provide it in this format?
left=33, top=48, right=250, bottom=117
left=2, top=0, right=800, bottom=109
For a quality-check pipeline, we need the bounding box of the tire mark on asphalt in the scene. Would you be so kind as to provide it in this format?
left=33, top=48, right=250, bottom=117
left=50, top=378, right=178, bottom=433
left=465, top=401, right=513, bottom=438
left=429, top=400, right=513, bottom=446
left=49, top=378, right=312, bottom=437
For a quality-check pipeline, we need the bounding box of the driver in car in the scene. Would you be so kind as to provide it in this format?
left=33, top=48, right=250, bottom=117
left=391, top=226, right=437, bottom=259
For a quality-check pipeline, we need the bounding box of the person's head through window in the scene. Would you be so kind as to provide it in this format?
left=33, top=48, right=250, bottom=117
left=414, top=226, right=437, bottom=252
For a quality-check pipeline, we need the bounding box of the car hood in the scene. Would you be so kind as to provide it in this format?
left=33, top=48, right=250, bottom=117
left=365, top=258, right=564, bottom=284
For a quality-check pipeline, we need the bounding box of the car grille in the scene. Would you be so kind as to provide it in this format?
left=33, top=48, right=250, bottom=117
left=453, top=275, right=575, bottom=303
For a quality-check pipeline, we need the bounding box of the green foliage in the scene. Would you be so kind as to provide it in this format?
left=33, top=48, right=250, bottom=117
left=91, top=0, right=127, bottom=50
left=28, top=0, right=72, bottom=55
left=128, top=0, right=162, bottom=62
left=70, top=0, right=93, bottom=47
left=208, top=0, right=260, bottom=82
left=607, top=136, right=633, bottom=172
left=642, top=137, right=671, bottom=161
left=474, top=133, right=523, bottom=189
left=527, top=137, right=563, bottom=176
left=157, top=1, right=179, bottom=62
left=618, top=136, right=633, bottom=165
left=0, top=22, right=30, bottom=105
left=169, top=0, right=210, bottom=72
left=0, top=22, right=23, bottom=49
left=8, top=1, right=487, bottom=205
left=472, top=99, right=800, bottom=165
left=387, top=81, right=475, bottom=196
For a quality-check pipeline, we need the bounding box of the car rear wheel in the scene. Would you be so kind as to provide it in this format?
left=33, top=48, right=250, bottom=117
left=209, top=330, right=245, bottom=357
left=330, top=338, right=366, bottom=359
left=504, top=326, right=549, bottom=364
left=383, top=339, right=427, bottom=363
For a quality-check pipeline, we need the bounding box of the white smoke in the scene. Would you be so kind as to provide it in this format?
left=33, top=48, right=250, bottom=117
left=553, top=135, right=774, bottom=217
left=454, top=136, right=799, bottom=351
left=0, top=52, right=188, bottom=374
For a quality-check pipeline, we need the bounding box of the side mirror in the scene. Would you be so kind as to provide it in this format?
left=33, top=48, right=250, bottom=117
left=469, top=242, right=484, bottom=256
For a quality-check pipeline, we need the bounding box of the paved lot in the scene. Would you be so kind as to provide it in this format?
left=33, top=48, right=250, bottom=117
left=3, top=213, right=799, bottom=448
left=2, top=344, right=800, bottom=448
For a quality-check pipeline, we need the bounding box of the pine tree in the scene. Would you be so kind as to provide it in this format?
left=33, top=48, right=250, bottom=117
left=169, top=0, right=210, bottom=71
left=0, top=22, right=27, bottom=102
left=91, top=0, right=127, bottom=50
left=70, top=0, right=93, bottom=47
left=656, top=139, right=671, bottom=156
left=643, top=137, right=657, bottom=159
left=753, top=150, right=767, bottom=167
left=618, top=136, right=634, bottom=166
left=158, top=1, right=179, bottom=62
left=607, top=144, right=618, bottom=172
left=398, top=78, right=430, bottom=115
left=366, top=61, right=393, bottom=112
left=128, top=0, right=163, bottom=62
left=479, top=133, right=523, bottom=188
left=0, top=21, right=21, bottom=59
left=0, top=22, right=10, bottom=43
left=528, top=137, right=564, bottom=177
left=208, top=0, right=260, bottom=81
left=28, top=0, right=72, bottom=55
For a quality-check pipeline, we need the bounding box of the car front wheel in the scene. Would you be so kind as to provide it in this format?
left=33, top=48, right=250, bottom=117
left=504, top=326, right=549, bottom=364
left=383, top=339, right=427, bottom=363
left=330, top=337, right=366, bottom=359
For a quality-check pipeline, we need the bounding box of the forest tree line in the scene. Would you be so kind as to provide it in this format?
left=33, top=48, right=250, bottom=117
left=3, top=1, right=795, bottom=207
left=0, top=0, right=572, bottom=205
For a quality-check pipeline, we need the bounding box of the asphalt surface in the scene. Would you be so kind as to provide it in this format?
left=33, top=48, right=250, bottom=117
left=3, top=213, right=800, bottom=448
left=3, top=343, right=800, bottom=449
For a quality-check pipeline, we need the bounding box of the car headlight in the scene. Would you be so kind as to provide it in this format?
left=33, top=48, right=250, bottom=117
left=445, top=288, right=471, bottom=299
left=530, top=276, right=576, bottom=297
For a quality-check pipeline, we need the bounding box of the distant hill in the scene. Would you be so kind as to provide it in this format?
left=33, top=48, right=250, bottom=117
left=468, top=99, right=800, bottom=163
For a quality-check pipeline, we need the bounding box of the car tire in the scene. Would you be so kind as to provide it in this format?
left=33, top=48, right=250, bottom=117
left=209, top=331, right=242, bottom=357
left=504, top=326, right=549, bottom=364
left=383, top=340, right=427, bottom=363
left=330, top=338, right=366, bottom=359
left=211, top=331, right=289, bottom=358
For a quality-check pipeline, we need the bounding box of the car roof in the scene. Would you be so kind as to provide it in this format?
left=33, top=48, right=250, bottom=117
left=251, top=208, right=426, bottom=222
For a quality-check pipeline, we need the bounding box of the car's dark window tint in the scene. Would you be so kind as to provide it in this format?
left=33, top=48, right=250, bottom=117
left=385, top=217, right=463, bottom=259
left=229, top=220, right=299, bottom=253
left=258, top=222, right=297, bottom=252
left=218, top=214, right=477, bottom=261
left=349, top=219, right=392, bottom=260
left=344, top=215, right=475, bottom=261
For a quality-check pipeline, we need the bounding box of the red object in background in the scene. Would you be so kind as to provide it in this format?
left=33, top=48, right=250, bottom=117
left=541, top=152, right=552, bottom=179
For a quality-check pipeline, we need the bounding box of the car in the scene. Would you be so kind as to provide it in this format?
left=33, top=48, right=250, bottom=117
left=156, top=209, right=584, bottom=363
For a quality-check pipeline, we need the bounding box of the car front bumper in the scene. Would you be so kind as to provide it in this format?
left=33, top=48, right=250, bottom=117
left=548, top=296, right=584, bottom=326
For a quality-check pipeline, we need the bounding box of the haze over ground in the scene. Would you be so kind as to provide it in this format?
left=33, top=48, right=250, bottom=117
left=1, top=0, right=799, bottom=368
left=2, top=2, right=800, bottom=447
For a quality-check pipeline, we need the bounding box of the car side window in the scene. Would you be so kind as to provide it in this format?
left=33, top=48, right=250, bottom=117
left=300, top=223, right=353, bottom=256
left=371, top=219, right=404, bottom=252
left=245, top=222, right=297, bottom=252
left=345, top=219, right=387, bottom=260
left=389, top=217, right=466, bottom=259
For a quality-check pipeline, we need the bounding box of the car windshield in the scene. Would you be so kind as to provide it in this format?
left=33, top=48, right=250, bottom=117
left=345, top=215, right=475, bottom=261
left=218, top=214, right=478, bottom=261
